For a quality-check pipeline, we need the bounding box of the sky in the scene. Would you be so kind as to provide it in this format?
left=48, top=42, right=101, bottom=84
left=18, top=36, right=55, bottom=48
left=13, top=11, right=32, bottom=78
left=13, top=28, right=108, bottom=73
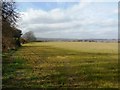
left=16, top=0, right=118, bottom=39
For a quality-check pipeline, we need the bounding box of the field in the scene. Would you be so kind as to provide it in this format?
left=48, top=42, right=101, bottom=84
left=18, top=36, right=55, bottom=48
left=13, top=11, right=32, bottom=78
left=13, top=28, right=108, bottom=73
left=3, top=42, right=118, bottom=88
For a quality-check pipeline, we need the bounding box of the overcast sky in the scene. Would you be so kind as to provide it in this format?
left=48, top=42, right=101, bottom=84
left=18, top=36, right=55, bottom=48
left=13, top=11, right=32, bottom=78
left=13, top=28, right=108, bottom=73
left=16, top=0, right=118, bottom=39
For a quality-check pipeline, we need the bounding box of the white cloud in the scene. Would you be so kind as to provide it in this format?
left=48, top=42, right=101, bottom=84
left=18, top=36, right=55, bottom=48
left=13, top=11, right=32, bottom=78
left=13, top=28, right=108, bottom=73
left=17, top=2, right=118, bottom=39
left=15, top=0, right=119, bottom=2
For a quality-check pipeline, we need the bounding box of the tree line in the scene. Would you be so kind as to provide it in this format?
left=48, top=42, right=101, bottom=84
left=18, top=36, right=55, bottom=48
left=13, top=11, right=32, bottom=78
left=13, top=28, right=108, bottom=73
left=2, top=0, right=36, bottom=52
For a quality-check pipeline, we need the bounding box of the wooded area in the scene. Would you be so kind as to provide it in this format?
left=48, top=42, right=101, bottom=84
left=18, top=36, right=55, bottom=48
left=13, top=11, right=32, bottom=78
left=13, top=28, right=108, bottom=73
left=2, top=1, right=22, bottom=52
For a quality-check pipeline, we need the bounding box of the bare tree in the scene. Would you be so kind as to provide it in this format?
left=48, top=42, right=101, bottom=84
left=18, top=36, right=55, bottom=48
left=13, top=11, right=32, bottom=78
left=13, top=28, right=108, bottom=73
left=2, top=0, right=19, bottom=26
left=1, top=0, right=22, bottom=52
left=22, top=31, right=36, bottom=42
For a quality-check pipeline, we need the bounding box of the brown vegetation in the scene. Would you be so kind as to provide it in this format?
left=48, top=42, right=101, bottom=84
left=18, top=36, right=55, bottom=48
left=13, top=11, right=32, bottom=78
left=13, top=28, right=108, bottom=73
left=2, top=21, right=22, bottom=52
left=2, top=1, right=22, bottom=52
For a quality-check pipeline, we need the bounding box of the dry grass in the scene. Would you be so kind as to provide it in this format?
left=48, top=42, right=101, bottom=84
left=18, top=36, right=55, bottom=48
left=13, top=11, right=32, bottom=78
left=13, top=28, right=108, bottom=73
left=25, top=42, right=118, bottom=54
left=3, top=42, right=118, bottom=88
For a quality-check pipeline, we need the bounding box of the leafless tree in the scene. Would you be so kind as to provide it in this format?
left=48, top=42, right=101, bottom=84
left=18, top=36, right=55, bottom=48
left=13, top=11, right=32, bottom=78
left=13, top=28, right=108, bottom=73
left=22, top=31, right=36, bottom=42
left=2, top=0, right=19, bottom=26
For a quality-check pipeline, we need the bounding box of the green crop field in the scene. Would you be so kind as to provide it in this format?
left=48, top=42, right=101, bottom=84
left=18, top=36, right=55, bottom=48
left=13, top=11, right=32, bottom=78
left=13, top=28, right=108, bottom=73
left=3, top=42, right=118, bottom=88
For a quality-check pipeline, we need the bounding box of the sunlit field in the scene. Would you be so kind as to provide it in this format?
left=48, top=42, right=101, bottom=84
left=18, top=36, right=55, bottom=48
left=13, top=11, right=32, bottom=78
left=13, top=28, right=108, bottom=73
left=3, top=42, right=118, bottom=88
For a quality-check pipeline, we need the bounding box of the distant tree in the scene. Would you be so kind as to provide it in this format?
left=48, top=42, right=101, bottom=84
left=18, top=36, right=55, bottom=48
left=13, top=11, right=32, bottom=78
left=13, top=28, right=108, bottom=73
left=22, top=31, right=36, bottom=42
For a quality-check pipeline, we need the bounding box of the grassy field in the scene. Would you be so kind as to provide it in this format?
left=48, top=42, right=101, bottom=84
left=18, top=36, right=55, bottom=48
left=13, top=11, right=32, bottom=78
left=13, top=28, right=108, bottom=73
left=3, top=42, right=118, bottom=88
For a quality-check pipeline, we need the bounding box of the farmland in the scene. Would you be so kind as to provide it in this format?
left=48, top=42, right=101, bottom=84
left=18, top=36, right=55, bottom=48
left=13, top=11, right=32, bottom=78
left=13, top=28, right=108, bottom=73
left=3, top=42, right=118, bottom=88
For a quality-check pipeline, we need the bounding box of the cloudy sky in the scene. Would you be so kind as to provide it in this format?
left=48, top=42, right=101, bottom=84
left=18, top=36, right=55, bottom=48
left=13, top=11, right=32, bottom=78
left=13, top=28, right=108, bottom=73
left=16, top=0, right=118, bottom=39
